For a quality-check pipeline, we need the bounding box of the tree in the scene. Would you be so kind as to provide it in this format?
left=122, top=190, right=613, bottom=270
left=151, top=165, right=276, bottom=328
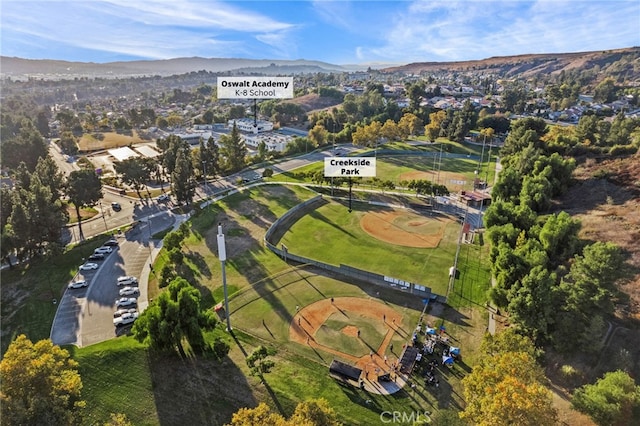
left=461, top=348, right=557, bottom=425
left=171, top=145, right=196, bottom=205
left=380, top=119, right=400, bottom=141
left=0, top=335, right=85, bottom=425
left=35, top=156, right=65, bottom=204
left=132, top=277, right=217, bottom=353
left=66, top=169, right=102, bottom=241
left=289, top=399, right=341, bottom=426
left=572, top=370, right=640, bottom=426
left=219, top=123, right=247, bottom=173
left=398, top=112, right=422, bottom=138
left=59, top=131, right=79, bottom=156
left=227, top=398, right=340, bottom=426
left=227, top=402, right=285, bottom=426
left=114, top=157, right=150, bottom=199
left=425, top=110, right=446, bottom=142
left=561, top=241, right=624, bottom=315
left=593, top=77, right=617, bottom=103
left=308, top=123, right=328, bottom=148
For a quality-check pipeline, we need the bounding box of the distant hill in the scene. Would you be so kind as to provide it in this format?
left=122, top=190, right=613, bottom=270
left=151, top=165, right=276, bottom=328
left=0, top=56, right=351, bottom=79
left=2, top=48, right=639, bottom=82
left=382, top=47, right=640, bottom=83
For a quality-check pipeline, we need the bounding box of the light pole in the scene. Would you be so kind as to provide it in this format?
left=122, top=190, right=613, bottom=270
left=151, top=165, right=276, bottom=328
left=202, top=161, right=207, bottom=198
left=99, top=201, right=108, bottom=233
left=147, top=214, right=153, bottom=269
left=217, top=223, right=232, bottom=331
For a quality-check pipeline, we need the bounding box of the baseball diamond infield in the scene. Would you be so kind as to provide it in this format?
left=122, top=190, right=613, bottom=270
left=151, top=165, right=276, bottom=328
left=360, top=210, right=452, bottom=248
left=290, top=297, right=409, bottom=394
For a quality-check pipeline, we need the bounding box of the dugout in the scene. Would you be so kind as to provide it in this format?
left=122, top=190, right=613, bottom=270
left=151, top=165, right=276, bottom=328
left=329, top=359, right=362, bottom=383
left=399, top=346, right=421, bottom=374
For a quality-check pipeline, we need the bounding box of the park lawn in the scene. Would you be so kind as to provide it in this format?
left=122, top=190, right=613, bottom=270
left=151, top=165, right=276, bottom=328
left=78, top=131, right=145, bottom=151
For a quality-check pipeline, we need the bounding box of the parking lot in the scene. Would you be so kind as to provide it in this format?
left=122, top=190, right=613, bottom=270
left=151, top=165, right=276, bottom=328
left=50, top=211, right=174, bottom=347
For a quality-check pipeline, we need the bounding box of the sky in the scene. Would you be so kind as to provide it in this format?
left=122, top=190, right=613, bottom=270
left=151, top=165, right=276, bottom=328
left=1, top=0, right=639, bottom=65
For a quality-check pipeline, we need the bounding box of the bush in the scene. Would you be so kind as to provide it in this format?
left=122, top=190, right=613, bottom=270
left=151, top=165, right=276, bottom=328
left=210, top=337, right=230, bottom=361
left=609, top=144, right=638, bottom=156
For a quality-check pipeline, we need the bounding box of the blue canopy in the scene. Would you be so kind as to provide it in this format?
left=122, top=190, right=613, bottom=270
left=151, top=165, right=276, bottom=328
left=442, top=355, right=454, bottom=365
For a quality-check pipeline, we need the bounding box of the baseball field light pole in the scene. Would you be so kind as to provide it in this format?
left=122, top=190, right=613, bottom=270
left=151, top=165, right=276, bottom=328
left=217, top=223, right=232, bottom=331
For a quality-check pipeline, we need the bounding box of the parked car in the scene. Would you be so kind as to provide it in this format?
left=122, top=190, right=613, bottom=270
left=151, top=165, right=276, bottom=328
left=115, top=297, right=137, bottom=308
left=111, top=202, right=122, bottom=211
left=94, top=246, right=112, bottom=254
left=67, top=280, right=88, bottom=289
left=116, top=276, right=138, bottom=286
left=79, top=262, right=98, bottom=271
left=157, top=194, right=170, bottom=202
left=119, top=286, right=140, bottom=296
left=113, top=312, right=138, bottom=327
left=113, top=308, right=137, bottom=318
left=88, top=253, right=105, bottom=261
left=103, top=239, right=119, bottom=246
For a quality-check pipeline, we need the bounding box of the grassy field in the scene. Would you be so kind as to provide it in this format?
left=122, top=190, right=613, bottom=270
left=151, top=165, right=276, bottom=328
left=279, top=139, right=498, bottom=189
left=277, top=199, right=491, bottom=300
left=2, top=180, right=489, bottom=425
left=78, top=131, right=146, bottom=151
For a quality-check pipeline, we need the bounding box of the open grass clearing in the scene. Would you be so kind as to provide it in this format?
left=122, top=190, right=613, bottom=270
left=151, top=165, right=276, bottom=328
left=78, top=131, right=146, bottom=151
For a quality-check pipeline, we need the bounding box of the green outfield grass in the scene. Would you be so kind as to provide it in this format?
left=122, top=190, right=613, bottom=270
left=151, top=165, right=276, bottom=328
left=278, top=200, right=461, bottom=296
left=317, top=314, right=386, bottom=357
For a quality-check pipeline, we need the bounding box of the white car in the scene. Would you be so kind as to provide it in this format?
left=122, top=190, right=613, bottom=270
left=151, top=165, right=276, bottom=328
left=113, top=308, right=137, bottom=318
left=117, top=276, right=138, bottom=286
left=113, top=312, right=138, bottom=327
left=67, top=280, right=88, bottom=289
left=119, top=286, right=140, bottom=296
left=115, top=297, right=137, bottom=308
left=94, top=246, right=113, bottom=254
left=79, top=263, right=99, bottom=271
left=157, top=194, right=170, bottom=202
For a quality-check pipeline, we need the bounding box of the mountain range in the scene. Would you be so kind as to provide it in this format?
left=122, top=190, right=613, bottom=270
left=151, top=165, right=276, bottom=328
left=1, top=47, right=639, bottom=81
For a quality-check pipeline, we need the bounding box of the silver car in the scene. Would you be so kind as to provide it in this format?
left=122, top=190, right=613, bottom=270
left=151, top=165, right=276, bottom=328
left=115, top=297, right=137, bottom=308
left=119, top=286, right=140, bottom=296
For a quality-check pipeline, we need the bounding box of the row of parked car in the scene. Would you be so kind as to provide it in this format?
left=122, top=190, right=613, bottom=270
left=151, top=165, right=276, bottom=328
left=114, top=275, right=139, bottom=327
left=69, top=238, right=120, bottom=288
left=77, top=238, right=119, bottom=272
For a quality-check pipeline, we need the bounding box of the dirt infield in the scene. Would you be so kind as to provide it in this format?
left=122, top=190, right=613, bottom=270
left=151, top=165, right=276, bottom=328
left=289, top=297, right=403, bottom=375
left=399, top=170, right=469, bottom=191
left=360, top=210, right=450, bottom=248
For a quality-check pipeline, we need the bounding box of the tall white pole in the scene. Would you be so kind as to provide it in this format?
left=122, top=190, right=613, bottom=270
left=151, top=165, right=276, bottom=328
left=217, top=224, right=231, bottom=331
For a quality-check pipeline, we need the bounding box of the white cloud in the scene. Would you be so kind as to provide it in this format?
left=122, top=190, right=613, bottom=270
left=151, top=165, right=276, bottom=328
left=355, top=0, right=640, bottom=62
left=1, top=0, right=297, bottom=60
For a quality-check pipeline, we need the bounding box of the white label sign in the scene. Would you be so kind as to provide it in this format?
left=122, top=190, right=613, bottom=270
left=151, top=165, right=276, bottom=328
left=217, top=77, right=293, bottom=99
left=324, top=157, right=376, bottom=177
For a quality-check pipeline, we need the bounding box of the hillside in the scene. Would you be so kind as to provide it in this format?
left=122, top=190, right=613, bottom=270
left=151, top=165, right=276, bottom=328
left=0, top=56, right=350, bottom=79
left=3, top=48, right=639, bottom=82
left=382, top=47, right=640, bottom=82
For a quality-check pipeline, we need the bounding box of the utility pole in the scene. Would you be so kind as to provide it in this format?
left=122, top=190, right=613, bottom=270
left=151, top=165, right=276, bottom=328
left=217, top=224, right=232, bottom=331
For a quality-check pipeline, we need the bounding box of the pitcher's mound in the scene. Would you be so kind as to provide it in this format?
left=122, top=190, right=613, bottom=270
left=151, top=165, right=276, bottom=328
left=342, top=325, right=359, bottom=337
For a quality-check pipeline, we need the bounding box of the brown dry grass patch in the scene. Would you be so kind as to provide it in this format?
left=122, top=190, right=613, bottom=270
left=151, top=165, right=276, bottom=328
left=399, top=170, right=470, bottom=191
left=78, top=131, right=145, bottom=151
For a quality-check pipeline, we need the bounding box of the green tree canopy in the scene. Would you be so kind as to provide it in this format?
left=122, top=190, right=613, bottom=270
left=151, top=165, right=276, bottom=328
left=572, top=370, right=640, bottom=426
left=66, top=169, right=102, bottom=241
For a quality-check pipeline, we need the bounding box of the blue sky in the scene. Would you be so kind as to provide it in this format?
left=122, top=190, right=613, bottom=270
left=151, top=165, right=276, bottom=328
left=1, top=0, right=638, bottom=65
